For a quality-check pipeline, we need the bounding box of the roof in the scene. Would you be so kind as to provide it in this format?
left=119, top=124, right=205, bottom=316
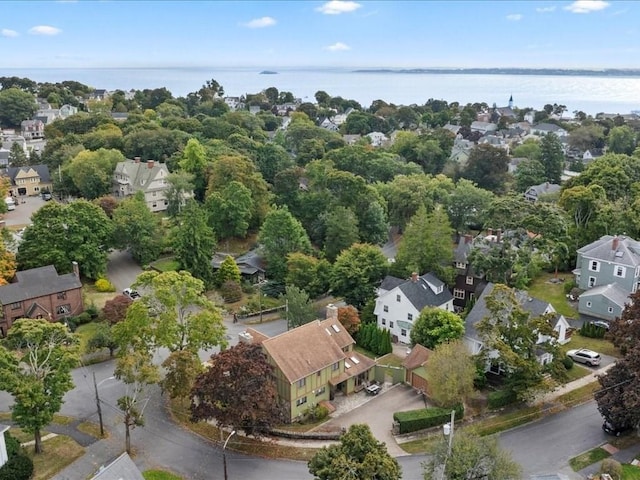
left=328, top=351, right=374, bottom=385
left=261, top=319, right=358, bottom=383
left=113, top=159, right=168, bottom=193
left=533, top=123, right=563, bottom=132
left=0, top=265, right=82, bottom=305
left=403, top=344, right=432, bottom=370
left=396, top=273, right=453, bottom=311
left=243, top=327, right=270, bottom=344
left=464, top=283, right=554, bottom=342
left=577, top=235, right=640, bottom=267
left=579, top=283, right=630, bottom=307
left=454, top=235, right=475, bottom=263
left=6, top=164, right=51, bottom=184
left=90, top=452, right=144, bottom=480
left=526, top=182, right=561, bottom=197
left=379, top=275, right=406, bottom=292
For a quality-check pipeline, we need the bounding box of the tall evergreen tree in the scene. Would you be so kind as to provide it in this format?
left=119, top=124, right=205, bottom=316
left=540, top=133, right=564, bottom=184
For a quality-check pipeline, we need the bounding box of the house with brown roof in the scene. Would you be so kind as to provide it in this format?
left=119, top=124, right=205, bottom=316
left=0, top=262, right=84, bottom=336
left=240, top=306, right=375, bottom=422
left=402, top=344, right=432, bottom=392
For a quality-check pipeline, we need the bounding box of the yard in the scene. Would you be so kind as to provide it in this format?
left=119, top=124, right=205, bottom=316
left=150, top=257, right=180, bottom=272
left=560, top=335, right=620, bottom=358
left=528, top=272, right=578, bottom=319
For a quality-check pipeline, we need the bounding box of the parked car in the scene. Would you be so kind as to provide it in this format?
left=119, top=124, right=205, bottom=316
left=602, top=420, right=632, bottom=436
left=123, top=288, right=141, bottom=300
left=590, top=320, right=610, bottom=331
left=42, top=192, right=52, bottom=201
left=567, top=348, right=601, bottom=366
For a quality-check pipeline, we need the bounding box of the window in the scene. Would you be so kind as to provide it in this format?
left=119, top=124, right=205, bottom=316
left=381, top=318, right=386, bottom=325
left=57, top=304, right=71, bottom=315
left=608, top=307, right=614, bottom=313
left=615, top=266, right=626, bottom=278
left=383, top=305, right=388, bottom=312
left=10, top=302, right=21, bottom=310
left=466, top=276, right=474, bottom=285
left=57, top=291, right=67, bottom=300
left=454, top=289, right=465, bottom=299
left=455, top=262, right=466, bottom=269
left=389, top=321, right=394, bottom=328
left=588, top=276, right=596, bottom=288
left=589, top=261, right=600, bottom=272
left=396, top=294, right=401, bottom=302
left=407, top=313, right=413, bottom=321
left=317, top=371, right=321, bottom=377
left=297, top=378, right=306, bottom=388
left=401, top=328, right=407, bottom=336
left=152, top=191, right=157, bottom=197
left=152, top=202, right=157, bottom=208
left=332, top=362, right=339, bottom=371
left=296, top=396, right=307, bottom=407
left=586, top=301, right=592, bottom=308
left=315, top=386, right=326, bottom=396
left=164, top=200, right=168, bottom=206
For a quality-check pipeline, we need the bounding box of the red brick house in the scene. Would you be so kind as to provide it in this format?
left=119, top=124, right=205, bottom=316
left=0, top=262, right=84, bottom=336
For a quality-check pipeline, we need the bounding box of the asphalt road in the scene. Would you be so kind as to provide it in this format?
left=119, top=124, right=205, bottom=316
left=2, top=194, right=46, bottom=227
left=106, top=249, right=143, bottom=292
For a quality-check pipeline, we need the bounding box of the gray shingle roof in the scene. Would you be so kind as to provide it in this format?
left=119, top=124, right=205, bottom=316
left=464, top=283, right=552, bottom=342
left=397, top=273, right=453, bottom=311
left=0, top=265, right=82, bottom=305
left=6, top=164, right=51, bottom=184
left=579, top=283, right=630, bottom=307
left=379, top=275, right=406, bottom=292
left=90, top=452, right=144, bottom=480
left=577, top=235, right=640, bottom=267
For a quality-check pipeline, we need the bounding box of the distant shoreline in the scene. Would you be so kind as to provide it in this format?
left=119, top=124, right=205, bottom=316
left=352, top=68, right=640, bottom=78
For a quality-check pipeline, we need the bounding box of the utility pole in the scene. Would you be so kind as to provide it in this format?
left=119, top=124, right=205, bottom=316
left=258, top=282, right=263, bottom=323
left=440, top=409, right=455, bottom=480
left=93, top=372, right=105, bottom=437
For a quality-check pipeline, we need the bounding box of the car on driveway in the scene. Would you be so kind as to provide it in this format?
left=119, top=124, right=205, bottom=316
left=602, top=420, right=632, bottom=436
left=567, top=348, right=601, bottom=366
left=123, top=288, right=141, bottom=300
left=590, top=320, right=610, bottom=331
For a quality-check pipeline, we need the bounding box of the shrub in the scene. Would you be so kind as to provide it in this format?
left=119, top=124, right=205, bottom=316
left=563, top=356, right=574, bottom=370
left=220, top=280, right=242, bottom=303
left=75, top=311, right=92, bottom=325
left=600, top=458, right=622, bottom=480
left=86, top=303, right=99, bottom=319
left=4, top=433, right=19, bottom=458
left=64, top=317, right=77, bottom=332
left=241, top=281, right=255, bottom=294
left=94, top=277, right=116, bottom=293
left=563, top=280, right=577, bottom=295
left=0, top=454, right=34, bottom=480
left=393, top=405, right=463, bottom=434
left=487, top=389, right=518, bottom=410
left=580, top=322, right=606, bottom=339
left=304, top=404, right=329, bottom=423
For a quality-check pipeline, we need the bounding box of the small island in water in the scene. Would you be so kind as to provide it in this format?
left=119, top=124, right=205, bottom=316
left=260, top=70, right=278, bottom=75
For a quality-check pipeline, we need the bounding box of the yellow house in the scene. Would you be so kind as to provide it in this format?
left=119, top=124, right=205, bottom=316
left=7, top=165, right=52, bottom=197
left=243, top=312, right=375, bottom=422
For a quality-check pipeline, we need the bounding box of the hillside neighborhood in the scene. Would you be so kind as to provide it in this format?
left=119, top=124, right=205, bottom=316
left=0, top=75, right=639, bottom=480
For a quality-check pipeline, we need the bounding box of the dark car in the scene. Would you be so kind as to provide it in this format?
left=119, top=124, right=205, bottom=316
left=602, top=420, right=632, bottom=436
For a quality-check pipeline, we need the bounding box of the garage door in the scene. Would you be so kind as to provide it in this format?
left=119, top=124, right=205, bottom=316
left=409, top=372, right=427, bottom=392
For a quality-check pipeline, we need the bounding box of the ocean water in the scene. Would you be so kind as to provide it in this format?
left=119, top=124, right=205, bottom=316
left=4, top=67, right=640, bottom=116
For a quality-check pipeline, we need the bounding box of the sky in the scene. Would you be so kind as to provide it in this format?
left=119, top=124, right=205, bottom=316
left=1, top=0, right=638, bottom=69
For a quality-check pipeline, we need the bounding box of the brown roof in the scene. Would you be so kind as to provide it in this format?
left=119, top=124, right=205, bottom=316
left=244, top=328, right=270, bottom=344
left=261, top=320, right=356, bottom=383
left=402, top=344, right=432, bottom=370
left=318, top=318, right=353, bottom=350
left=328, top=352, right=375, bottom=386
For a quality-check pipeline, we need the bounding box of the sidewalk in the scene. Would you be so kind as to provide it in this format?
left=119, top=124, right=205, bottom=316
left=533, top=363, right=613, bottom=406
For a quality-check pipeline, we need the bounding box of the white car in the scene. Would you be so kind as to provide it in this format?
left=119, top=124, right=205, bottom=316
left=567, top=348, right=601, bottom=366
left=123, top=288, right=141, bottom=300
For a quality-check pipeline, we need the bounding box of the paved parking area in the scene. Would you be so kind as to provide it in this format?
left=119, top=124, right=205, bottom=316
left=3, top=195, right=46, bottom=227
left=322, top=383, right=427, bottom=456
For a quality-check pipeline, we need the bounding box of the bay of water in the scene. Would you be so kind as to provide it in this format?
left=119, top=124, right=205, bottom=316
left=4, top=67, right=640, bottom=116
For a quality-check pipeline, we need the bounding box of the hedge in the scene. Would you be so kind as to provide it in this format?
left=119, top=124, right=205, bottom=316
left=393, top=404, right=464, bottom=434
left=487, top=389, right=518, bottom=410
left=0, top=454, right=34, bottom=480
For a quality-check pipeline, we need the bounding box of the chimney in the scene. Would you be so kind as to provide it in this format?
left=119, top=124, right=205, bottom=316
left=326, top=304, right=338, bottom=320
left=134, top=156, right=141, bottom=163
left=464, top=234, right=472, bottom=244
left=612, top=236, right=620, bottom=251
left=72, top=261, right=79, bottom=277
left=411, top=272, right=419, bottom=283
left=497, top=229, right=502, bottom=243
left=147, top=160, right=155, bottom=169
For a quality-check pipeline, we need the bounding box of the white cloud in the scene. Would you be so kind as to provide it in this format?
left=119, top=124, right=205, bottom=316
left=506, top=13, right=523, bottom=21
left=316, top=1, right=362, bottom=15
left=564, top=1, right=609, bottom=13
left=536, top=6, right=557, bottom=13
left=1, top=29, right=18, bottom=37
left=28, top=25, right=62, bottom=35
left=325, top=42, right=350, bottom=51
left=242, top=16, right=276, bottom=28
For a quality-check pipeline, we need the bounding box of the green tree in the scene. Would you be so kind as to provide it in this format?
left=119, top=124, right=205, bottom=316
left=172, top=200, right=217, bottom=287
left=423, top=431, right=521, bottom=480
left=324, top=206, right=360, bottom=262
left=539, top=132, right=564, bottom=183
left=8, top=142, right=28, bottom=167
left=165, top=170, right=194, bottom=218
left=425, top=340, right=475, bottom=407
left=394, top=206, right=454, bottom=282
left=282, top=285, right=317, bottom=328
left=215, top=255, right=241, bottom=287
left=63, top=148, right=125, bottom=199
left=461, top=144, right=510, bottom=194
left=161, top=350, right=203, bottom=399
left=259, top=206, right=311, bottom=282
left=608, top=125, right=636, bottom=155
left=0, top=320, right=77, bottom=453
left=515, top=158, right=547, bottom=192
left=308, top=424, right=401, bottom=480
left=112, top=193, right=162, bottom=266
left=0, top=88, right=37, bottom=127
left=191, top=343, right=284, bottom=436
left=445, top=179, right=494, bottom=234
left=410, top=308, right=464, bottom=349
left=179, top=138, right=209, bottom=201
left=256, top=143, right=295, bottom=185
left=286, top=253, right=331, bottom=298
left=87, top=322, right=118, bottom=358
left=331, top=243, right=388, bottom=309
left=205, top=181, right=253, bottom=239
left=568, top=124, right=605, bottom=152
left=358, top=201, right=389, bottom=246
left=511, top=138, right=541, bottom=161
left=17, top=200, right=113, bottom=279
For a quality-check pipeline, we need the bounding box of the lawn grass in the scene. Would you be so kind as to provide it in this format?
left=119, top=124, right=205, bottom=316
left=28, top=434, right=85, bottom=480
left=83, top=290, right=116, bottom=310
left=376, top=353, right=404, bottom=368
left=563, top=364, right=592, bottom=383
left=528, top=273, right=578, bottom=318
left=560, top=335, right=620, bottom=358
left=151, top=257, right=180, bottom=272
left=398, top=432, right=443, bottom=455
left=76, top=421, right=104, bottom=439
left=555, top=381, right=600, bottom=408
left=354, top=346, right=376, bottom=359
left=468, top=405, right=543, bottom=437
left=622, top=464, right=640, bottom=479
left=143, top=470, right=184, bottom=480
left=75, top=321, right=103, bottom=354
left=569, top=447, right=610, bottom=471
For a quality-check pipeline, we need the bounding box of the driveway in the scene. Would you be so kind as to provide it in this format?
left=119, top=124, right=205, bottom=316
left=322, top=383, right=426, bottom=456
left=2, top=195, right=46, bottom=227
left=106, top=250, right=143, bottom=292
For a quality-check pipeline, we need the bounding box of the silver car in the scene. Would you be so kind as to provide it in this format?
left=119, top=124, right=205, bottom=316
left=567, top=348, right=601, bottom=366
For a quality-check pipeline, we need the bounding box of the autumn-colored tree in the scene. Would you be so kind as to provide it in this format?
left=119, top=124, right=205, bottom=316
left=337, top=306, right=361, bottom=336
left=609, top=290, right=640, bottom=355
left=93, top=195, right=119, bottom=218
left=0, top=231, right=16, bottom=285
left=190, top=342, right=284, bottom=436
left=101, top=294, right=133, bottom=325
left=425, top=340, right=476, bottom=407
left=161, top=350, right=203, bottom=399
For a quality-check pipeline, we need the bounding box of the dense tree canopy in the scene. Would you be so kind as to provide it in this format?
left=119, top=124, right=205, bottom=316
left=0, top=88, right=37, bottom=127
left=410, top=308, right=464, bottom=349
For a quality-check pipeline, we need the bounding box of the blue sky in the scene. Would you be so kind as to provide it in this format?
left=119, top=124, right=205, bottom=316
left=1, top=0, right=638, bottom=69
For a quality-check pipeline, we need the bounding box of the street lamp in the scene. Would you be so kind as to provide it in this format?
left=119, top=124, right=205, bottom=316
left=223, top=430, right=236, bottom=480
left=440, top=410, right=455, bottom=480
left=93, top=373, right=116, bottom=437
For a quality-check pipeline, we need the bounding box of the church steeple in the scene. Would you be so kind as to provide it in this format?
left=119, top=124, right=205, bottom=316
left=508, top=94, right=513, bottom=109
